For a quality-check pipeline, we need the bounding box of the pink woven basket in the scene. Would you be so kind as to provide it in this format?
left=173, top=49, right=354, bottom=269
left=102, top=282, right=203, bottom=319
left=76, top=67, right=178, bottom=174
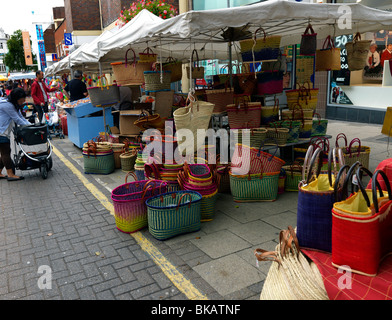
left=231, top=143, right=285, bottom=175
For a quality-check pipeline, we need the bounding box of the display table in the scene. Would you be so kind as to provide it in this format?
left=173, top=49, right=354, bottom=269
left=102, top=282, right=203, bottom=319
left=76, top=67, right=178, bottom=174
left=63, top=101, right=113, bottom=148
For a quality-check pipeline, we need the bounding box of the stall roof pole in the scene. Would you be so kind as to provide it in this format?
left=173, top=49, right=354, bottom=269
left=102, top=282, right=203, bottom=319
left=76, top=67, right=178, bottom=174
left=229, top=41, right=233, bottom=88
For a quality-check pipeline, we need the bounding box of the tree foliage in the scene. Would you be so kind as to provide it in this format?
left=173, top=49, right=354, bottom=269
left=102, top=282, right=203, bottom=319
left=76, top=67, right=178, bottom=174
left=4, top=29, right=37, bottom=72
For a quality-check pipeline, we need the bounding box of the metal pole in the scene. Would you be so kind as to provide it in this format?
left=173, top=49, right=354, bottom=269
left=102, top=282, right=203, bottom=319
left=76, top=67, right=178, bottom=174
left=228, top=41, right=233, bottom=88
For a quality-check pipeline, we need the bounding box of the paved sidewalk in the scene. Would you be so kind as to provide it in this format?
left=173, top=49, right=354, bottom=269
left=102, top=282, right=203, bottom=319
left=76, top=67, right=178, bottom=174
left=0, top=119, right=389, bottom=300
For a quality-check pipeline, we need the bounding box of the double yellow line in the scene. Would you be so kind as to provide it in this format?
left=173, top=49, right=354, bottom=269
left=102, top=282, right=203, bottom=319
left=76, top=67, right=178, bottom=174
left=52, top=145, right=208, bottom=300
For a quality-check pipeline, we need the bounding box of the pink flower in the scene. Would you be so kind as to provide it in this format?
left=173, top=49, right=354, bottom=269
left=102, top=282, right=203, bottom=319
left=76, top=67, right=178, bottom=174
left=163, top=10, right=167, bottom=14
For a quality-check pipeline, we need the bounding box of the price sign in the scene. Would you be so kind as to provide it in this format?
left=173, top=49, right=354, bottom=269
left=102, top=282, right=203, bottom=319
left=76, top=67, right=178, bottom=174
left=332, top=34, right=353, bottom=85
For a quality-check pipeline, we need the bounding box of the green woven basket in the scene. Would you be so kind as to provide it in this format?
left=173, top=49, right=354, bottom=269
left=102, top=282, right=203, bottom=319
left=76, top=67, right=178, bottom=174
left=201, top=190, right=218, bottom=222
left=282, top=164, right=302, bottom=191
left=274, top=120, right=301, bottom=143
left=311, top=119, right=328, bottom=137
left=83, top=151, right=115, bottom=175
left=146, top=191, right=202, bottom=240
left=229, top=171, right=280, bottom=202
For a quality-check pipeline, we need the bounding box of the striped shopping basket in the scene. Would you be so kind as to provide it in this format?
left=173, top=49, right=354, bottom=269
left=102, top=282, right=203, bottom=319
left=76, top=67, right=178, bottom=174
left=229, top=170, right=280, bottom=202
left=231, top=143, right=285, bottom=175
left=146, top=191, right=202, bottom=240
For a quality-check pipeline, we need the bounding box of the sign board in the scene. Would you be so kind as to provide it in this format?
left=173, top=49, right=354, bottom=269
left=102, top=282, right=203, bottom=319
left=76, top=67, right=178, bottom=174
left=64, top=33, right=73, bottom=46
left=22, top=31, right=33, bottom=66
left=36, top=25, right=47, bottom=71
left=332, top=34, right=353, bottom=86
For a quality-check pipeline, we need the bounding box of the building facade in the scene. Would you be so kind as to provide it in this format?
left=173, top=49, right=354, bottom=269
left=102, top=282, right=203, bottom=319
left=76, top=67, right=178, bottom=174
left=0, top=28, right=9, bottom=75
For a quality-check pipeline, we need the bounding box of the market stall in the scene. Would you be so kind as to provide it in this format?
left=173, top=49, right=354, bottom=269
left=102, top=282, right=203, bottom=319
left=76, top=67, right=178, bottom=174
left=46, top=1, right=392, bottom=300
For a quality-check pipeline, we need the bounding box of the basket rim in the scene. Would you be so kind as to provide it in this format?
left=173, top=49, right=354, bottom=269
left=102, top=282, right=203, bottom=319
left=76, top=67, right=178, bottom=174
left=145, top=190, right=202, bottom=209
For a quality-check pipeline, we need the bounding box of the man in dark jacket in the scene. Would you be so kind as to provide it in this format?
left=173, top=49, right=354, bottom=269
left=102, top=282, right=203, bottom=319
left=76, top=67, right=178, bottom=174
left=31, top=70, right=58, bottom=123
left=63, top=70, right=88, bottom=102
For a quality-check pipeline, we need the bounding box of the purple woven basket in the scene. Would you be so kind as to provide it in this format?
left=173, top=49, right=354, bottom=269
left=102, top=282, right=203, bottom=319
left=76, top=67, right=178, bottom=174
left=185, top=162, right=211, bottom=179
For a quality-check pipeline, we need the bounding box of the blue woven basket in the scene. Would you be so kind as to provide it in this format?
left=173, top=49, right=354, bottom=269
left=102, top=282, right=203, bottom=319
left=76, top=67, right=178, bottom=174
left=146, top=191, right=202, bottom=240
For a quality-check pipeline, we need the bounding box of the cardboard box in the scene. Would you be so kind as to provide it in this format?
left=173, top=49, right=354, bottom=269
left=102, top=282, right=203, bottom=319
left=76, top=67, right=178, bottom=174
left=150, top=90, right=174, bottom=119
left=119, top=109, right=145, bottom=135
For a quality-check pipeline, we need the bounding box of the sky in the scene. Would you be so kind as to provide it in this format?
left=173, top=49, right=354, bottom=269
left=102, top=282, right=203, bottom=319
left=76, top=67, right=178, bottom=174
left=0, top=0, right=65, bottom=55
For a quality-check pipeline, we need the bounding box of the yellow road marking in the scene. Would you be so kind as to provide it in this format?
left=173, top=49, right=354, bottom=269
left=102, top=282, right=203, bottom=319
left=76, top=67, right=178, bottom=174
left=52, top=145, right=208, bottom=300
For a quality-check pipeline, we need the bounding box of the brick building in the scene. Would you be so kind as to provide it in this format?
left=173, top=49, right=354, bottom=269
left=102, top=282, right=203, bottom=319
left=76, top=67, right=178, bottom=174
left=100, top=0, right=179, bottom=30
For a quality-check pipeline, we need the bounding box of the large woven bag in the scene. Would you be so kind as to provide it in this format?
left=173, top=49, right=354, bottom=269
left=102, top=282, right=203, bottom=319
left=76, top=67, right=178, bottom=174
left=274, top=120, right=301, bottom=144
left=139, top=47, right=157, bottom=63
left=260, top=98, right=279, bottom=126
left=111, top=48, right=152, bottom=86
left=82, top=141, right=115, bottom=174
left=229, top=166, right=280, bottom=202
left=300, top=24, right=317, bottom=56
left=316, top=36, right=341, bottom=71
left=256, top=226, right=329, bottom=300
left=332, top=168, right=392, bottom=277
left=226, top=97, right=262, bottom=129
left=205, top=86, right=234, bottom=113
left=159, top=57, right=183, bottom=82
left=146, top=191, right=202, bottom=240
left=173, top=96, right=214, bottom=154
left=296, top=147, right=345, bottom=252
left=283, top=162, right=302, bottom=192
left=346, top=32, right=372, bottom=71
left=143, top=70, right=171, bottom=92
left=311, top=113, right=328, bottom=137
left=335, top=134, right=371, bottom=170
left=120, top=149, right=137, bottom=172
left=265, top=124, right=289, bottom=147
left=231, top=143, right=285, bottom=176
left=186, top=49, right=205, bottom=79
left=111, top=173, right=167, bottom=233
left=87, top=76, right=120, bottom=107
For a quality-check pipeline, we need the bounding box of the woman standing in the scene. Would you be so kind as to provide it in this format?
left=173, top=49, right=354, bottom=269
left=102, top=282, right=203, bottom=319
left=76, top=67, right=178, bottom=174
left=0, top=88, right=31, bottom=181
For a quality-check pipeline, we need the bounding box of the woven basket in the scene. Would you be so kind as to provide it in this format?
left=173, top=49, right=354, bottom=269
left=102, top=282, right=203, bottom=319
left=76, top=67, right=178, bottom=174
left=186, top=49, right=205, bottom=79
left=261, top=99, right=279, bottom=126
left=88, top=80, right=120, bottom=107
left=83, top=150, right=115, bottom=175
left=120, top=150, right=137, bottom=172
left=346, top=32, right=371, bottom=71
left=282, top=105, right=314, bottom=120
left=311, top=113, right=328, bottom=137
left=160, top=57, right=183, bottom=82
left=143, top=71, right=171, bottom=92
left=139, top=47, right=157, bottom=63
left=111, top=173, right=167, bottom=233
left=282, top=163, right=302, bottom=191
left=146, top=191, right=202, bottom=240
left=266, top=126, right=289, bottom=146
left=274, top=120, right=301, bottom=143
left=109, top=143, right=125, bottom=169
left=205, top=87, right=234, bottom=113
left=229, top=170, right=280, bottom=202
left=315, top=36, right=341, bottom=71
left=111, top=48, right=152, bottom=85
left=256, top=226, right=329, bottom=300
left=200, top=189, right=219, bottom=222
left=227, top=98, right=262, bottom=129
left=217, top=164, right=231, bottom=194
left=340, top=137, right=371, bottom=169
left=239, top=28, right=282, bottom=52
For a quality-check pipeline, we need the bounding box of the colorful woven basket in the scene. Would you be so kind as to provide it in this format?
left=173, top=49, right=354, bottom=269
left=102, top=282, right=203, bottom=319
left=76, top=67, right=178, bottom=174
left=283, top=163, right=302, bottom=191
left=200, top=189, right=219, bottom=222
left=111, top=174, right=167, bottom=233
left=229, top=170, right=280, bottom=202
left=146, top=191, right=202, bottom=240
left=311, top=113, right=328, bottom=137
left=83, top=149, right=115, bottom=175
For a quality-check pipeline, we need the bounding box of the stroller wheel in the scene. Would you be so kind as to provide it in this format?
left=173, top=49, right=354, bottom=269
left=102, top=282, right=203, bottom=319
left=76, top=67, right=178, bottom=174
left=47, top=157, right=53, bottom=171
left=41, top=163, right=48, bottom=179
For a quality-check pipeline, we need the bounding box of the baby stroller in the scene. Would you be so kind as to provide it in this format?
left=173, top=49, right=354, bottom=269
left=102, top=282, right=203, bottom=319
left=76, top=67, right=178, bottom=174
left=12, top=120, right=53, bottom=180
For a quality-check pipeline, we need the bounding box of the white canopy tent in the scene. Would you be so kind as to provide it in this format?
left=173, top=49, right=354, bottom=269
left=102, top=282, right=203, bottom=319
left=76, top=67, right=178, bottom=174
left=97, top=0, right=392, bottom=63
left=8, top=72, right=36, bottom=80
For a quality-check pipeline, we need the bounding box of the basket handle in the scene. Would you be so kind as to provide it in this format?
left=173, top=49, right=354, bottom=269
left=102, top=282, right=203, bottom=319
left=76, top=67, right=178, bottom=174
left=347, top=138, right=361, bottom=158
left=335, top=133, right=348, bottom=148
left=274, top=98, right=279, bottom=113
left=354, top=166, right=384, bottom=208
left=313, top=112, right=322, bottom=125
left=254, top=249, right=281, bottom=266
left=191, top=49, right=200, bottom=68
left=125, top=171, right=138, bottom=184
left=253, top=27, right=266, bottom=42
left=125, top=48, right=136, bottom=68
left=371, top=169, right=392, bottom=213
left=304, top=147, right=324, bottom=185
left=322, top=35, right=335, bottom=50
left=311, top=136, right=330, bottom=154
left=302, top=145, right=314, bottom=182
left=144, top=163, right=161, bottom=180
left=141, top=185, right=154, bottom=201
left=143, top=47, right=155, bottom=56
left=100, top=75, right=109, bottom=90
left=289, top=161, right=302, bottom=177
left=353, top=32, right=361, bottom=42
left=340, top=161, right=363, bottom=200
left=303, top=23, right=315, bottom=35
left=177, top=193, right=192, bottom=210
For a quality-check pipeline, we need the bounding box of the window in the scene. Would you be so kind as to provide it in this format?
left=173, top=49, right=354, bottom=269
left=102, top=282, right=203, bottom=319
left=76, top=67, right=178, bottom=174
left=0, top=43, right=3, bottom=49
left=193, top=0, right=262, bottom=10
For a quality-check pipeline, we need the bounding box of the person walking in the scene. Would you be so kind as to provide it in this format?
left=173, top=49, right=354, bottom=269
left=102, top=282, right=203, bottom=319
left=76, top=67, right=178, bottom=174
left=0, top=88, right=31, bottom=181
left=63, top=70, right=88, bottom=102
left=31, top=70, right=58, bottom=123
